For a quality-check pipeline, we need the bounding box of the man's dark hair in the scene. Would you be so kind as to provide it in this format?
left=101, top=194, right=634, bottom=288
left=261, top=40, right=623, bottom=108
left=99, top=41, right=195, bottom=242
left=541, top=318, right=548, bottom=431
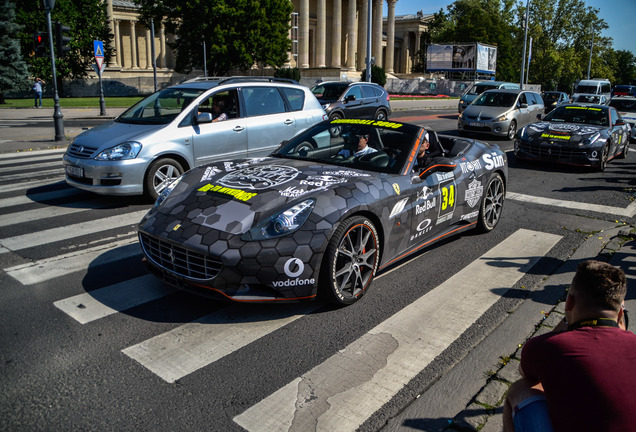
left=572, top=260, right=627, bottom=310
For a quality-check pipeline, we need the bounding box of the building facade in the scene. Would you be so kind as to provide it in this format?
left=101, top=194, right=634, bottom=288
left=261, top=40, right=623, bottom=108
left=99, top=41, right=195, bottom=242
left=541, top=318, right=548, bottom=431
left=99, top=0, right=432, bottom=88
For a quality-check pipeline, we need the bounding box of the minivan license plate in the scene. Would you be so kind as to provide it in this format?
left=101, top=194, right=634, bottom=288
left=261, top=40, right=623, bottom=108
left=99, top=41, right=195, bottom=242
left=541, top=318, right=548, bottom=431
left=469, top=121, right=485, bottom=128
left=66, top=165, right=84, bottom=178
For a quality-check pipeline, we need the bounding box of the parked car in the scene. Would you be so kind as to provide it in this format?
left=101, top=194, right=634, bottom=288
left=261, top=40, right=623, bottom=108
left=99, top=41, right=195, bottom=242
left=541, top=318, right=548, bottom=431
left=572, top=78, right=612, bottom=102
left=514, top=103, right=630, bottom=170
left=63, top=77, right=327, bottom=199
left=458, top=89, right=544, bottom=139
left=609, top=95, right=636, bottom=142
left=612, top=85, right=636, bottom=97
left=310, top=81, right=391, bottom=121
left=138, top=119, right=507, bottom=305
left=541, top=91, right=570, bottom=113
left=457, top=81, right=520, bottom=113
left=572, top=93, right=608, bottom=106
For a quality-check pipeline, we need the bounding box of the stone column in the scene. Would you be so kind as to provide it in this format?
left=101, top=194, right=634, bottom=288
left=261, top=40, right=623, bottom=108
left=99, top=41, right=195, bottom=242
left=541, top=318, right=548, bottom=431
left=372, top=0, right=383, bottom=67
left=130, top=20, right=138, bottom=69
left=346, top=0, right=357, bottom=70
left=299, top=0, right=309, bottom=68
left=160, top=24, right=166, bottom=68
left=402, top=31, right=409, bottom=73
left=357, top=0, right=368, bottom=70
left=386, top=0, right=396, bottom=74
left=316, top=0, right=326, bottom=67
left=331, top=0, right=342, bottom=68
left=105, top=0, right=118, bottom=67
left=145, top=28, right=152, bottom=69
left=114, top=19, right=121, bottom=68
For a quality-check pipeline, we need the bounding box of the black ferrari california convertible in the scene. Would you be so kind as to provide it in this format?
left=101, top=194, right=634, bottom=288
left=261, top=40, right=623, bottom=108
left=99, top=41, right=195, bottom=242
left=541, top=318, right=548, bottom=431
left=514, top=103, right=630, bottom=170
left=138, top=119, right=507, bottom=305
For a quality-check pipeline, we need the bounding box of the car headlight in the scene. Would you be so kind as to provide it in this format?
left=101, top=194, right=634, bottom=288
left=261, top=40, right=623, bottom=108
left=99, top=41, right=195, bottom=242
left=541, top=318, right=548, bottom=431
left=241, top=199, right=316, bottom=241
left=153, top=174, right=183, bottom=208
left=322, top=103, right=331, bottom=110
left=495, top=113, right=509, bottom=122
left=519, top=126, right=529, bottom=140
left=580, top=132, right=601, bottom=146
left=95, top=141, right=142, bottom=160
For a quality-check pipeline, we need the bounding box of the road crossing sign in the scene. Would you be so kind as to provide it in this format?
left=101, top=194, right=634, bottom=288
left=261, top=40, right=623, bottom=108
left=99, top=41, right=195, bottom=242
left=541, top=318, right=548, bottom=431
left=93, top=40, right=104, bottom=70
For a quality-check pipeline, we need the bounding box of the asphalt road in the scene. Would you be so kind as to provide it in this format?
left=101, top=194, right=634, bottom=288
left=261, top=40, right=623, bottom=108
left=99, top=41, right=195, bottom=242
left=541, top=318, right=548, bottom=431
left=1, top=108, right=635, bottom=431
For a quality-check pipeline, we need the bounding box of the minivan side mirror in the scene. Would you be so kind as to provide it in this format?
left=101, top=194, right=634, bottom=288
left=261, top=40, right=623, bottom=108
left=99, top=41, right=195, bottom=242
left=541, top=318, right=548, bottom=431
left=520, top=103, right=529, bottom=109
left=197, top=112, right=213, bottom=124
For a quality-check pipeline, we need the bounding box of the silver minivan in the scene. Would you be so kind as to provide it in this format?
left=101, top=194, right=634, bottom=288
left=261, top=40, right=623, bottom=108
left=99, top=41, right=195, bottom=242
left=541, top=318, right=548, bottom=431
left=63, top=77, right=327, bottom=199
left=458, top=89, right=544, bottom=139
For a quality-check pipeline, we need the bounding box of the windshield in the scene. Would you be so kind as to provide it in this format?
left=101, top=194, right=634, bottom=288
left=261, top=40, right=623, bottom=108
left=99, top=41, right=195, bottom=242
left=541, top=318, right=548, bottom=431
left=311, top=83, right=349, bottom=101
left=272, top=120, right=420, bottom=175
left=573, top=95, right=601, bottom=104
left=542, top=93, right=560, bottom=103
left=117, top=87, right=207, bottom=125
left=545, top=106, right=609, bottom=126
left=575, top=85, right=598, bottom=94
left=467, top=84, right=497, bottom=95
left=609, top=99, right=636, bottom=111
left=473, top=92, right=517, bottom=108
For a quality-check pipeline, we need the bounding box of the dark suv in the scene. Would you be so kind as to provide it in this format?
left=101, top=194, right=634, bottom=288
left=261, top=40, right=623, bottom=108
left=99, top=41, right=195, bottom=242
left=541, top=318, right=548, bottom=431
left=310, top=81, right=392, bottom=121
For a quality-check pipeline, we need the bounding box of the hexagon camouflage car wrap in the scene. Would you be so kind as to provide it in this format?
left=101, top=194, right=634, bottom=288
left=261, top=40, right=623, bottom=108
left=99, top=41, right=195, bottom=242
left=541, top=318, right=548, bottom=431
left=138, top=120, right=508, bottom=304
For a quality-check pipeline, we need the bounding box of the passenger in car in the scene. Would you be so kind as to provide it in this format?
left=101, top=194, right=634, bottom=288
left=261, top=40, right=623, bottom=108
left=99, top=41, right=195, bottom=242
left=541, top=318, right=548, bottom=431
left=212, top=99, right=228, bottom=122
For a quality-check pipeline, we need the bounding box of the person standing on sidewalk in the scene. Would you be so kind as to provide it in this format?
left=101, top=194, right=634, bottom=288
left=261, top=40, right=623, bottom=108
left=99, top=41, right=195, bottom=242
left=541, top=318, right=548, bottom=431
left=33, top=77, right=45, bottom=108
left=503, top=260, right=636, bottom=432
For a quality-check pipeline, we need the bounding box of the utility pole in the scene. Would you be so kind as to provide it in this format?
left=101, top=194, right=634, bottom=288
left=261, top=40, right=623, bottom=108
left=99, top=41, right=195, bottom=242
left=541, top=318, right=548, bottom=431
left=520, top=0, right=530, bottom=90
left=365, top=0, right=372, bottom=82
left=43, top=0, right=64, bottom=141
left=587, top=31, right=594, bottom=80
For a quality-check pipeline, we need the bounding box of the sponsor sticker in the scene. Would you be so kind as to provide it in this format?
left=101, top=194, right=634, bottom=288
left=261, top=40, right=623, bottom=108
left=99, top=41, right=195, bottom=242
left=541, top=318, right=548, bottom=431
left=541, top=133, right=571, bottom=140
left=219, top=165, right=299, bottom=190
left=464, top=179, right=483, bottom=208
left=272, top=258, right=316, bottom=288
left=410, top=218, right=433, bottom=241
left=330, top=119, right=403, bottom=129
left=482, top=152, right=505, bottom=170
left=460, top=158, right=482, bottom=174
left=200, top=166, right=222, bottom=182
left=198, top=183, right=257, bottom=201
left=390, top=197, right=409, bottom=219
left=460, top=210, right=479, bottom=221
left=392, top=183, right=401, bottom=195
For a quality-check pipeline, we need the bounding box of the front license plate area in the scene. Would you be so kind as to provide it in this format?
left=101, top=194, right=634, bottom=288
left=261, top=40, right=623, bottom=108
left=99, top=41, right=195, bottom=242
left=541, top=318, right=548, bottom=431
left=66, top=165, right=84, bottom=178
left=469, top=122, right=485, bottom=128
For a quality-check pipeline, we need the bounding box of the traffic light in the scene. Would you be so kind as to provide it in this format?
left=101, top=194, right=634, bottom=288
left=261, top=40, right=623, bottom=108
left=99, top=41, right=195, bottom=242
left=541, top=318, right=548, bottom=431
left=33, top=31, right=47, bottom=58
left=55, top=22, right=71, bottom=57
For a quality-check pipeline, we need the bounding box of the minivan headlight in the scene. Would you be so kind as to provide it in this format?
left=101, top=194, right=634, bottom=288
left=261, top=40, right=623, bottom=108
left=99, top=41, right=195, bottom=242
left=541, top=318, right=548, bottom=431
left=495, top=113, right=509, bottom=122
left=95, top=141, right=142, bottom=160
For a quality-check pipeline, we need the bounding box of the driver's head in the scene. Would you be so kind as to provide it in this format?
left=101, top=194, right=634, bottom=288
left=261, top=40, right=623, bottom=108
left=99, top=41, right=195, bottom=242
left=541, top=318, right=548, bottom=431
left=418, top=132, right=430, bottom=157
left=356, top=133, right=369, bottom=151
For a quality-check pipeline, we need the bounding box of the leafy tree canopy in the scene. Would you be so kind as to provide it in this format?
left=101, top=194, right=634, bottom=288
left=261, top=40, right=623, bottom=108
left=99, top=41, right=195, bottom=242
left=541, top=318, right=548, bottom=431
left=0, top=0, right=30, bottom=102
left=136, top=0, right=294, bottom=76
left=16, top=0, right=113, bottom=84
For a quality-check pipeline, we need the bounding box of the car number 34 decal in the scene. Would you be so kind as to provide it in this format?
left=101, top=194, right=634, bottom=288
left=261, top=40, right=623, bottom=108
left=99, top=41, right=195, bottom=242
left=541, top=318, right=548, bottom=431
left=437, top=180, right=456, bottom=224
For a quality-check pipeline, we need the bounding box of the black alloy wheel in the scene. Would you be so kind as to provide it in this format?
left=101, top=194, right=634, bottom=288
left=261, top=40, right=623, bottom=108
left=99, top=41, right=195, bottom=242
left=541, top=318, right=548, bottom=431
left=321, top=216, right=380, bottom=305
left=477, top=172, right=505, bottom=233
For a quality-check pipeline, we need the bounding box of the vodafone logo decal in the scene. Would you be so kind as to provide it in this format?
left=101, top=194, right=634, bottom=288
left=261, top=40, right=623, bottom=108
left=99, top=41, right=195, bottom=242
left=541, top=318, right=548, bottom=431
left=284, top=258, right=304, bottom=278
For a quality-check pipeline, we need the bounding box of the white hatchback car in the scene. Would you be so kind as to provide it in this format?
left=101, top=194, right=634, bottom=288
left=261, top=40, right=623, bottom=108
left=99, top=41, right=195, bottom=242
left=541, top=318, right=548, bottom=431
left=63, top=77, right=327, bottom=199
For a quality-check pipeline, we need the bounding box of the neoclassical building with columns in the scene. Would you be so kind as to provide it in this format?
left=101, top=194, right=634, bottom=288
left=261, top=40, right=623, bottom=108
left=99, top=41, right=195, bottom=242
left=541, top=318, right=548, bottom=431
left=97, top=0, right=432, bottom=89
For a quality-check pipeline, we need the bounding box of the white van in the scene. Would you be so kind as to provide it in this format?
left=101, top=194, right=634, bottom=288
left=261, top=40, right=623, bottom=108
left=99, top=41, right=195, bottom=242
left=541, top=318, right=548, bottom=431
left=573, top=79, right=611, bottom=104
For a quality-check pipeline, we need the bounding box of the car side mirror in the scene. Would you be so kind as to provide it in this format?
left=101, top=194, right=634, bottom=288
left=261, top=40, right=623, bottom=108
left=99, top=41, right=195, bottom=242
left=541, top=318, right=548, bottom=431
left=197, top=112, right=213, bottom=124
left=345, top=95, right=356, bottom=102
left=537, top=113, right=543, bottom=120
left=520, top=103, right=529, bottom=109
left=615, top=119, right=626, bottom=126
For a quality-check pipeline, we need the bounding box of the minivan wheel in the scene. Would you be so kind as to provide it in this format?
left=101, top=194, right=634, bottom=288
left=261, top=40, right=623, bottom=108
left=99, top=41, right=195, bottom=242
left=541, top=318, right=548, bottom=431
left=145, top=157, right=184, bottom=200
left=506, top=120, right=517, bottom=140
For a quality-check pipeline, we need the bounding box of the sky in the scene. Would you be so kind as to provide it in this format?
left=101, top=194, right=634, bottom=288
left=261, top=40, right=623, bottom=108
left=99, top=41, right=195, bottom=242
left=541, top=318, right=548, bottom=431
left=387, top=0, right=635, bottom=54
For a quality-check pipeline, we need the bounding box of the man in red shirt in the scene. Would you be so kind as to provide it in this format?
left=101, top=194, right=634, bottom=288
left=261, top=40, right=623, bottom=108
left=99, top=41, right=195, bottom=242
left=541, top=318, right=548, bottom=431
left=503, top=260, right=636, bottom=432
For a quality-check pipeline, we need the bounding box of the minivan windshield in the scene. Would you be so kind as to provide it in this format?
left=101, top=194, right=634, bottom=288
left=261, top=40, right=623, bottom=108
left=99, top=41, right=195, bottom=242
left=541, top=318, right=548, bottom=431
left=117, top=87, right=207, bottom=125
left=467, top=83, right=497, bottom=95
left=473, top=92, right=517, bottom=107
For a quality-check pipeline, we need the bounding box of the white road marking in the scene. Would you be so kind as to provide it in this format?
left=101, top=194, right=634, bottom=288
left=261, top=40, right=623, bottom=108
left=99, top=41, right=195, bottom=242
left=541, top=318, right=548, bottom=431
left=233, top=228, right=562, bottom=432
left=0, top=148, right=66, bottom=159
left=0, top=209, right=148, bottom=254
left=54, top=274, right=174, bottom=324
left=122, top=303, right=321, bottom=383
left=0, top=205, right=92, bottom=226
left=0, top=168, right=64, bottom=182
left=507, top=192, right=636, bottom=217
left=5, top=236, right=139, bottom=285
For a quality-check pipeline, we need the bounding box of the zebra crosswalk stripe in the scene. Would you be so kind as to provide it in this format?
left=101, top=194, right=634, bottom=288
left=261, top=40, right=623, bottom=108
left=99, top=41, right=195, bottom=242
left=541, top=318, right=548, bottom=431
left=233, top=228, right=562, bottom=432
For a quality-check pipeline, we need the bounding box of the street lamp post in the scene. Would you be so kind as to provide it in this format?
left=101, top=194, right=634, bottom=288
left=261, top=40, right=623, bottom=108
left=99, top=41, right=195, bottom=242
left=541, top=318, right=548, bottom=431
left=587, top=31, right=594, bottom=80
left=43, top=0, right=64, bottom=141
left=520, top=0, right=530, bottom=90
left=365, top=0, right=372, bottom=82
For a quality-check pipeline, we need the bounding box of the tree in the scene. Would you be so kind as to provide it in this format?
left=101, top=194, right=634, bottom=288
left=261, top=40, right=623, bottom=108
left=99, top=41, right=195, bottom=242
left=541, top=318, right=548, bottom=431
left=0, top=0, right=29, bottom=103
left=136, top=0, right=294, bottom=76
left=361, top=65, right=387, bottom=87
left=16, top=0, right=113, bottom=94
left=609, top=50, right=636, bottom=85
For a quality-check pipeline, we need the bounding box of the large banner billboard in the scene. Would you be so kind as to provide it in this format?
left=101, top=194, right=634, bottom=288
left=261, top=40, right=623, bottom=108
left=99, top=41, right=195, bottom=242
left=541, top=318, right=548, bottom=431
left=427, top=43, right=497, bottom=74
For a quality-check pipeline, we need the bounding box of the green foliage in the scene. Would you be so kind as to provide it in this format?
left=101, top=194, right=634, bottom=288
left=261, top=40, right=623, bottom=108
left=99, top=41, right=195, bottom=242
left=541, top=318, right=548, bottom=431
left=15, top=0, right=113, bottom=84
left=274, top=67, right=301, bottom=82
left=136, top=0, right=293, bottom=76
left=0, top=0, right=30, bottom=103
left=361, top=65, right=387, bottom=87
left=610, top=50, right=636, bottom=85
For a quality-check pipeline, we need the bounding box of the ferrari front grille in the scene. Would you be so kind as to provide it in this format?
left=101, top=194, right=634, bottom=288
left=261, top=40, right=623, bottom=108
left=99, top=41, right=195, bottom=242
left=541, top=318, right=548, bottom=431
left=139, top=232, right=222, bottom=280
